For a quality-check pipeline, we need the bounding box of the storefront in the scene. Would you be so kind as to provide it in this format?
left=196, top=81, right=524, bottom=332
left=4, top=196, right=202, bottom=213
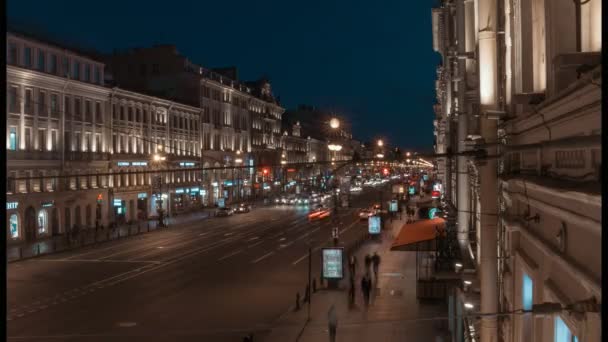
left=137, top=193, right=148, bottom=220
left=113, top=198, right=127, bottom=224
left=150, top=193, right=169, bottom=218
left=189, top=188, right=202, bottom=208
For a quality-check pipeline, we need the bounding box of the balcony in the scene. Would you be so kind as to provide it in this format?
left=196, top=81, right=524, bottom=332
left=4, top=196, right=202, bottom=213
left=7, top=150, right=61, bottom=161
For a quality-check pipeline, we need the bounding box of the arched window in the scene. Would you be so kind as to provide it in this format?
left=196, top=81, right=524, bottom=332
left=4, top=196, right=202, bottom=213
left=9, top=214, right=19, bottom=239
left=37, top=209, right=48, bottom=235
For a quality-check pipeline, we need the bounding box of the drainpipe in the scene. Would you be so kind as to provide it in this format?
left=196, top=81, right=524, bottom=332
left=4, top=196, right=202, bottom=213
left=457, top=0, right=471, bottom=256
left=477, top=0, right=499, bottom=341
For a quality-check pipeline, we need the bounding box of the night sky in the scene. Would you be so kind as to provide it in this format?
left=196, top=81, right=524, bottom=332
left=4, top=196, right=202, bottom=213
left=7, top=0, right=440, bottom=150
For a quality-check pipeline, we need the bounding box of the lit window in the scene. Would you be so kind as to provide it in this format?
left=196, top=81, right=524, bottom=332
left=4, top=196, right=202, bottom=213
left=522, top=273, right=533, bottom=310
left=555, top=316, right=578, bottom=342
left=9, top=214, right=19, bottom=239
left=9, top=127, right=18, bottom=150
left=37, top=210, right=48, bottom=235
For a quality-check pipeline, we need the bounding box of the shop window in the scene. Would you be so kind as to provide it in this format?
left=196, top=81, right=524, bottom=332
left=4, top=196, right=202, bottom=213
left=37, top=209, right=48, bottom=235
left=9, top=214, right=19, bottom=239
left=9, top=127, right=18, bottom=150
left=522, top=273, right=534, bottom=340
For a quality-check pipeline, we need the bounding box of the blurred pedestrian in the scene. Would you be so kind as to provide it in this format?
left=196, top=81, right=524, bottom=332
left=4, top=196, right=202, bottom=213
left=349, top=255, right=358, bottom=277
left=361, top=274, right=372, bottom=307
left=364, top=254, right=372, bottom=275
left=328, top=304, right=338, bottom=342
left=372, top=252, right=381, bottom=281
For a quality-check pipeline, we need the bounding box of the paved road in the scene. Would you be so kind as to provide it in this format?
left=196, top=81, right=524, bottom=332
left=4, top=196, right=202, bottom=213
left=7, top=185, right=393, bottom=341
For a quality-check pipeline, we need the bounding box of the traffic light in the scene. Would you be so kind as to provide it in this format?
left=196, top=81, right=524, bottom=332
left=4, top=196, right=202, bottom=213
left=383, top=168, right=389, bottom=175
left=262, top=168, right=269, bottom=175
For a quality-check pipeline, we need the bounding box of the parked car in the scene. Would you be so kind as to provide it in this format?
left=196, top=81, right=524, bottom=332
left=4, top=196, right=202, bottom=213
left=216, top=207, right=234, bottom=217
left=235, top=203, right=251, bottom=213
left=358, top=208, right=373, bottom=220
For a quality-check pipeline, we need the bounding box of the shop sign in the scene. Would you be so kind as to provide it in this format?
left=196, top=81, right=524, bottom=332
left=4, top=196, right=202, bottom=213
left=190, top=187, right=200, bottom=193
left=429, top=208, right=439, bottom=219
left=41, top=201, right=55, bottom=208
left=113, top=199, right=123, bottom=207
left=175, top=188, right=185, bottom=194
left=117, top=162, right=130, bottom=166
left=287, top=168, right=296, bottom=172
left=369, top=216, right=381, bottom=234
left=322, top=248, right=344, bottom=279
left=138, top=193, right=147, bottom=199
left=132, top=161, right=148, bottom=166
left=212, top=182, right=219, bottom=187
left=6, top=202, right=18, bottom=210
left=224, top=180, right=233, bottom=187
left=218, top=198, right=225, bottom=208
left=408, top=186, right=416, bottom=195
left=180, top=162, right=195, bottom=167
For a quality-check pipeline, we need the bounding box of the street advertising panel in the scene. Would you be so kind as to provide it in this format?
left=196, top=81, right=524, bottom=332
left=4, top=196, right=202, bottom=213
left=409, top=186, right=416, bottom=195
left=389, top=200, right=398, bottom=212
left=322, top=248, right=344, bottom=279
left=218, top=198, right=225, bottom=208
left=369, top=216, right=381, bottom=234
left=429, top=207, right=439, bottom=219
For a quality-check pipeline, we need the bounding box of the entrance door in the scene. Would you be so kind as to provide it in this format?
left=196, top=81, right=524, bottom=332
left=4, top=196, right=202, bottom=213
left=86, top=205, right=92, bottom=228
left=75, top=206, right=82, bottom=228
left=24, top=206, right=36, bottom=242
left=51, top=208, right=59, bottom=236
left=64, top=207, right=71, bottom=233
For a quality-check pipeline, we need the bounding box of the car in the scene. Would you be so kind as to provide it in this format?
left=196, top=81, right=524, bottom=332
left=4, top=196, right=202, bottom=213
left=235, top=203, right=251, bottom=213
left=350, top=186, right=362, bottom=192
left=296, top=196, right=310, bottom=205
left=358, top=209, right=373, bottom=220
left=216, top=207, right=234, bottom=217
left=308, top=207, right=331, bottom=220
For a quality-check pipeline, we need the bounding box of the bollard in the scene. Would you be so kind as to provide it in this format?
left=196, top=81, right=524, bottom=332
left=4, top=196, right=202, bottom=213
left=147, top=223, right=150, bottom=232
left=37, top=244, right=41, bottom=255
left=295, top=292, right=301, bottom=311
left=304, top=285, right=310, bottom=303
left=313, top=278, right=317, bottom=293
left=19, top=247, right=23, bottom=259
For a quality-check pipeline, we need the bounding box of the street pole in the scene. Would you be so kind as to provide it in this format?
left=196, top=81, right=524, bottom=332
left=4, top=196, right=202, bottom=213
left=307, top=245, right=312, bottom=321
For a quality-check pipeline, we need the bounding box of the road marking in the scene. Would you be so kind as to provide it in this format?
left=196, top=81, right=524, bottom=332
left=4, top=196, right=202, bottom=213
left=224, top=232, right=234, bottom=237
left=248, top=241, right=264, bottom=248
left=279, top=237, right=286, bottom=241
left=117, top=322, right=137, bottom=328
left=251, top=251, right=274, bottom=263
left=292, top=253, right=310, bottom=265
left=278, top=241, right=294, bottom=249
left=248, top=237, right=259, bottom=241
left=218, top=250, right=242, bottom=261
left=38, top=259, right=161, bottom=264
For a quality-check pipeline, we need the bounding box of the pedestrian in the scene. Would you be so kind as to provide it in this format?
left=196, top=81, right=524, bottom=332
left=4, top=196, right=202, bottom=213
left=328, top=304, right=338, bottom=342
left=348, top=276, right=355, bottom=305
left=372, top=252, right=381, bottom=281
left=349, top=255, right=358, bottom=277
left=361, top=274, right=372, bottom=307
left=364, top=254, right=372, bottom=276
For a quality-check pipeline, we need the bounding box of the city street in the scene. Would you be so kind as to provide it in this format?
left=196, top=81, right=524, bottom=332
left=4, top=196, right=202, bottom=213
left=7, top=186, right=392, bottom=341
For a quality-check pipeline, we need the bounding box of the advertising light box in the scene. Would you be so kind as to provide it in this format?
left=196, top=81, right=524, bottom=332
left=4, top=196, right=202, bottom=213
left=218, top=198, right=226, bottom=208
left=322, top=248, right=344, bottom=279
left=409, top=186, right=416, bottom=195
left=369, top=216, right=381, bottom=234
left=389, top=200, right=398, bottom=212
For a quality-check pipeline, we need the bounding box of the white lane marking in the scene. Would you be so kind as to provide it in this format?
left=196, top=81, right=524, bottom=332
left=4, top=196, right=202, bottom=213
left=292, top=253, right=310, bottom=265
left=279, top=237, right=286, bottom=241
left=218, top=250, right=242, bottom=261
left=251, top=251, right=274, bottom=264
left=248, top=241, right=264, bottom=248
left=278, top=241, right=294, bottom=249
left=224, top=232, right=234, bottom=237
left=292, top=219, right=358, bottom=266
left=117, top=322, right=137, bottom=327
left=37, top=259, right=161, bottom=264
left=199, top=232, right=209, bottom=236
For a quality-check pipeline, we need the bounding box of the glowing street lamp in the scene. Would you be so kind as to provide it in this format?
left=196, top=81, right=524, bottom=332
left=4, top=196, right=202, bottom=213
left=377, top=139, right=384, bottom=147
left=329, top=118, right=340, bottom=129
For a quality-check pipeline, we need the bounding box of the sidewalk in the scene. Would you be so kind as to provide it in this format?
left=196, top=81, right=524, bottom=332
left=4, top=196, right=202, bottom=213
left=264, top=204, right=450, bottom=342
left=6, top=208, right=216, bottom=263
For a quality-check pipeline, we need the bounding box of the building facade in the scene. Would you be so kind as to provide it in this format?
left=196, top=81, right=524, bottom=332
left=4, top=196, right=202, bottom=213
left=432, top=1, right=601, bottom=341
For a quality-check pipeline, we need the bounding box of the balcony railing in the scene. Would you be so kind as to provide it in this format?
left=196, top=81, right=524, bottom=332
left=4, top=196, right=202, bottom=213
left=7, top=150, right=61, bottom=161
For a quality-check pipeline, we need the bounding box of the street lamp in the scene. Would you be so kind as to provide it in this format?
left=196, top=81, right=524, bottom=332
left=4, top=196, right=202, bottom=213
left=152, top=153, right=167, bottom=227
left=329, top=118, right=340, bottom=129
left=377, top=139, right=384, bottom=147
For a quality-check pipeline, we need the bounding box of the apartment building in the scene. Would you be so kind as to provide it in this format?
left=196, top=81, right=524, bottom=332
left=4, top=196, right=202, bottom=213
left=431, top=1, right=601, bottom=341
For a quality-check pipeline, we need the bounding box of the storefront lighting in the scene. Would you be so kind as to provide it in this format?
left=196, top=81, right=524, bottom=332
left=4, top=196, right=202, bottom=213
left=464, top=280, right=472, bottom=285
left=464, top=303, right=474, bottom=310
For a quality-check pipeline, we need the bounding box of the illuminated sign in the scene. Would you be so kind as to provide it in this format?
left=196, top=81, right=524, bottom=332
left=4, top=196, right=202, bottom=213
left=432, top=191, right=441, bottom=199
left=7, top=202, right=18, bottom=210
left=180, top=162, right=195, bottom=167
left=138, top=193, right=147, bottom=199
left=132, top=161, right=148, bottom=166
left=175, top=188, right=184, bottom=194
left=190, top=187, right=200, bottom=193
left=287, top=168, right=296, bottom=172
left=423, top=174, right=429, bottom=181
left=212, top=182, right=219, bottom=187
left=218, top=198, right=225, bottom=208
left=369, top=216, right=381, bottom=234
left=113, top=199, right=123, bottom=207
left=41, top=201, right=55, bottom=208
left=429, top=208, right=439, bottom=219
left=224, top=181, right=233, bottom=186
left=389, top=200, right=398, bottom=212
left=409, top=186, right=416, bottom=195
left=322, top=248, right=344, bottom=279
left=117, top=162, right=130, bottom=166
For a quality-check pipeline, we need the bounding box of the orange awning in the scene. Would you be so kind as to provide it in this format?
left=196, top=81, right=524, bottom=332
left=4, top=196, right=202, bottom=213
left=391, top=218, right=446, bottom=252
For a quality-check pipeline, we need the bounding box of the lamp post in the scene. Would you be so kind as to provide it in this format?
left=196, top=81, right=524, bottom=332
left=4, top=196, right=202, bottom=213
left=153, top=153, right=167, bottom=227
left=328, top=117, right=343, bottom=246
left=235, top=151, right=243, bottom=203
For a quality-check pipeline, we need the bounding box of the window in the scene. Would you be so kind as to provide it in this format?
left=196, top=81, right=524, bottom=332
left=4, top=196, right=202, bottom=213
left=51, top=130, right=57, bottom=151
left=24, top=47, right=32, bottom=67
left=120, top=106, right=125, bottom=121
left=38, top=129, right=46, bottom=151
left=74, top=132, right=81, bottom=151
left=63, top=57, right=69, bottom=77
left=95, top=102, right=102, bottom=123
left=65, top=96, right=71, bottom=116
left=85, top=101, right=92, bottom=122
left=24, top=89, right=33, bottom=115
left=8, top=86, right=18, bottom=113
left=128, top=107, right=133, bottom=121
left=38, top=91, right=46, bottom=116
left=9, top=127, right=18, bottom=150
left=25, top=127, right=31, bottom=151
left=555, top=316, right=578, bottom=342
left=8, top=43, right=17, bottom=64
left=112, top=134, right=118, bottom=152
left=38, top=50, right=46, bottom=71
left=9, top=214, right=19, bottom=239
left=85, top=133, right=91, bottom=151
left=522, top=273, right=534, bottom=340
left=94, top=66, right=101, bottom=84
left=95, top=134, right=101, bottom=152
left=84, top=64, right=90, bottom=82
left=37, top=210, right=48, bottom=235
left=143, top=110, right=147, bottom=124
left=50, top=54, right=57, bottom=74
left=152, top=64, right=159, bottom=74
left=73, top=60, right=80, bottom=80
left=136, top=109, right=141, bottom=122
left=74, top=98, right=81, bottom=120
left=50, top=94, right=59, bottom=117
